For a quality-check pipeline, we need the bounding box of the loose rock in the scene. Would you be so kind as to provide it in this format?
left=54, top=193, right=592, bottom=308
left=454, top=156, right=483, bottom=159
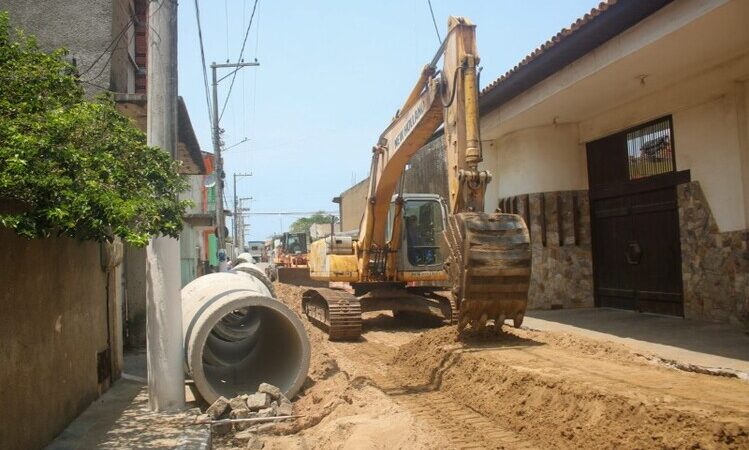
left=246, top=392, right=271, bottom=411
left=276, top=401, right=293, bottom=416
left=213, top=422, right=232, bottom=435
left=256, top=407, right=274, bottom=418
left=258, top=382, right=283, bottom=400
left=230, top=395, right=249, bottom=412
left=206, top=396, right=230, bottom=419
left=231, top=409, right=254, bottom=431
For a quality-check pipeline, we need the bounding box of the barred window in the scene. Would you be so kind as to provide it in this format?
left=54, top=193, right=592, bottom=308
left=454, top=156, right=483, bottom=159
left=627, top=118, right=675, bottom=180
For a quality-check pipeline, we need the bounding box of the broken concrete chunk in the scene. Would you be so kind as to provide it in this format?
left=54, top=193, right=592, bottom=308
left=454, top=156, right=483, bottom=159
left=256, top=407, right=274, bottom=418
left=230, top=396, right=249, bottom=412
left=258, top=382, right=283, bottom=400
left=246, top=392, right=271, bottom=411
left=231, top=409, right=253, bottom=431
left=206, top=396, right=230, bottom=419
left=213, top=421, right=232, bottom=435
left=276, top=401, right=293, bottom=416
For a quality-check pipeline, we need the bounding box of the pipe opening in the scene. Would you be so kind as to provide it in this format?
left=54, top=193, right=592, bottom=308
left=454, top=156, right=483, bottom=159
left=199, top=302, right=306, bottom=400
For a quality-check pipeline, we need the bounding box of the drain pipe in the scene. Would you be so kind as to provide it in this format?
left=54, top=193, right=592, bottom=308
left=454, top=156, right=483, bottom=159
left=182, top=271, right=310, bottom=403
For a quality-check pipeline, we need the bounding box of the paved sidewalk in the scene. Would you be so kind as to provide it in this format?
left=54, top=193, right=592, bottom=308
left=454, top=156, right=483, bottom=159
left=525, top=308, right=749, bottom=374
left=47, top=350, right=210, bottom=450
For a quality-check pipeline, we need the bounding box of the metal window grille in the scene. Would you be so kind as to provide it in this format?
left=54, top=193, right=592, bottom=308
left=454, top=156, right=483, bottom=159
left=627, top=118, right=675, bottom=179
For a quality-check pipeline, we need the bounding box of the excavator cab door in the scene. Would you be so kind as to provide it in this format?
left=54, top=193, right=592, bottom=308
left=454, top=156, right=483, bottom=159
left=391, top=195, right=448, bottom=275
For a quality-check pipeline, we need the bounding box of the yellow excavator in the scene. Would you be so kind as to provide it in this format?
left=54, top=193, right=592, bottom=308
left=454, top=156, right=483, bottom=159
left=304, top=17, right=531, bottom=340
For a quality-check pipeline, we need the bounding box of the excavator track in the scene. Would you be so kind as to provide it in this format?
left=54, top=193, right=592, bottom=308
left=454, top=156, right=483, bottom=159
left=444, top=211, right=531, bottom=332
left=302, top=288, right=362, bottom=341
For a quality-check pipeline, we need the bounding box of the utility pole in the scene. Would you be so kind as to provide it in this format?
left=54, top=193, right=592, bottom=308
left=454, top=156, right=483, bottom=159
left=233, top=172, right=252, bottom=253
left=211, top=61, right=259, bottom=262
left=145, top=0, right=184, bottom=411
left=239, top=196, right=253, bottom=249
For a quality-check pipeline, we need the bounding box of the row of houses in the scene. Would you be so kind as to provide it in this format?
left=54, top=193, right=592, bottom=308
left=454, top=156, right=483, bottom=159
left=337, top=0, right=749, bottom=327
left=0, top=1, right=219, bottom=448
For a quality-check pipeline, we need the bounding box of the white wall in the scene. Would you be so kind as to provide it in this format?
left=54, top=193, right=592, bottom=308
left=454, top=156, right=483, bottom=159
left=673, top=95, right=747, bottom=232
left=486, top=123, right=587, bottom=201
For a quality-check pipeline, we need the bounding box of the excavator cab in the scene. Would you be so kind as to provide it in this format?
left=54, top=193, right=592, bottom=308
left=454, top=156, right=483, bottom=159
left=284, top=232, right=307, bottom=255
left=387, top=194, right=448, bottom=273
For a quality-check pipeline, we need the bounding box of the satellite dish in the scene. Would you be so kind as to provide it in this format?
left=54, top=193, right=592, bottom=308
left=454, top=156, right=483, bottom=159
left=204, top=173, right=217, bottom=188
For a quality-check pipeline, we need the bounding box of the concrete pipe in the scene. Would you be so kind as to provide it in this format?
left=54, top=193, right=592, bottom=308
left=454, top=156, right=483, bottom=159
left=182, top=272, right=310, bottom=403
left=235, top=252, right=254, bottom=264
left=231, top=262, right=276, bottom=298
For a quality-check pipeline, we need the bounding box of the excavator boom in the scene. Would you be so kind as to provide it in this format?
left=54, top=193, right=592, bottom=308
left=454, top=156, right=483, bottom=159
left=304, top=16, right=531, bottom=339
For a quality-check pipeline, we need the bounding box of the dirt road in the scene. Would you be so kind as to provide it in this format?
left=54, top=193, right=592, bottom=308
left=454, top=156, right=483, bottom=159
left=216, top=284, right=749, bottom=449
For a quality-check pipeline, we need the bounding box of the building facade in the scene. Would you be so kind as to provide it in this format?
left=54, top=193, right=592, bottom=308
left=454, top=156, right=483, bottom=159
left=337, top=0, right=749, bottom=327
left=0, top=1, right=207, bottom=448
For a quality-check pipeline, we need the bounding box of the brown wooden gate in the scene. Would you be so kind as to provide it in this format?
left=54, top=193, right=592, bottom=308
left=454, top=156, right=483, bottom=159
left=586, top=117, right=688, bottom=316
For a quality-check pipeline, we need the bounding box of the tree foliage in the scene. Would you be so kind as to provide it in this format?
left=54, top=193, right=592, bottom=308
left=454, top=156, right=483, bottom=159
left=0, top=12, right=189, bottom=246
left=289, top=212, right=338, bottom=234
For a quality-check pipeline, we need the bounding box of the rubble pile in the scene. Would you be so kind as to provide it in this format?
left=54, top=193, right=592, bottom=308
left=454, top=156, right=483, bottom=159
left=198, top=382, right=295, bottom=447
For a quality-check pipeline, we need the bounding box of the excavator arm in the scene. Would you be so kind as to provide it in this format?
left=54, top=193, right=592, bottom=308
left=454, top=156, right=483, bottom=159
left=306, top=16, right=531, bottom=336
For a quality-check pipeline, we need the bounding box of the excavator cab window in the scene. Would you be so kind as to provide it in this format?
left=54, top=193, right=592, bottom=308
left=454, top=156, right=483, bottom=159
left=403, top=200, right=443, bottom=266
left=285, top=233, right=307, bottom=254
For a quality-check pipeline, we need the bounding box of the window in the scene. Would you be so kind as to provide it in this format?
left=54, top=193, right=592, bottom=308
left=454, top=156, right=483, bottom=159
left=627, top=117, right=675, bottom=180
left=403, top=200, right=443, bottom=266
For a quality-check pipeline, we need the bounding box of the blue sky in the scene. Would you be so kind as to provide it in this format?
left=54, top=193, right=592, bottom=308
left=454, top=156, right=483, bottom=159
left=178, top=0, right=596, bottom=241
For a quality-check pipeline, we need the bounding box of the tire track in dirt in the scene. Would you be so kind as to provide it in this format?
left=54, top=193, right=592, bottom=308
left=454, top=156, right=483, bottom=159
left=334, top=339, right=538, bottom=450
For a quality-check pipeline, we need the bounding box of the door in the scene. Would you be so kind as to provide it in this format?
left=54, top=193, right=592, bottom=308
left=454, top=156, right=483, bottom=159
left=587, top=117, right=686, bottom=316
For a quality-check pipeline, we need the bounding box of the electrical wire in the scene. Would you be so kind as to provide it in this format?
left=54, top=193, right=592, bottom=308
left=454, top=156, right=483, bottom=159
left=78, top=15, right=135, bottom=78
left=193, top=0, right=214, bottom=135
left=80, top=0, right=173, bottom=82
left=427, top=0, right=442, bottom=44
left=219, top=0, right=260, bottom=122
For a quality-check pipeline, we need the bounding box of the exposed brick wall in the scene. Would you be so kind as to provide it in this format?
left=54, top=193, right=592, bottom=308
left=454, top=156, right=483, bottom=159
left=134, top=0, right=148, bottom=93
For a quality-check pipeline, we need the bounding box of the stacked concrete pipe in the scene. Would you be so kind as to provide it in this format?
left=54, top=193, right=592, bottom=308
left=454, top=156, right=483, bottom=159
left=182, top=265, right=309, bottom=403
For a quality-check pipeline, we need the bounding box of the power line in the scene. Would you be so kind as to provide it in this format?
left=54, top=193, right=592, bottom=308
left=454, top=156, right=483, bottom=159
left=219, top=0, right=260, bottom=121
left=427, top=0, right=442, bottom=44
left=193, top=0, right=214, bottom=133
left=78, top=15, right=135, bottom=78
left=80, top=0, right=173, bottom=80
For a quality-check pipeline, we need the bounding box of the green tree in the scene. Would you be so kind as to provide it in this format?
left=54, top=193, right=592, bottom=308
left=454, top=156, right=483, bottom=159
left=0, top=12, right=189, bottom=246
left=289, top=212, right=338, bottom=234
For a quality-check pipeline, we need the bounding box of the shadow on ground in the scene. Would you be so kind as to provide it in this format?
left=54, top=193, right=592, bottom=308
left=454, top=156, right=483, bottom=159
left=526, top=308, right=749, bottom=363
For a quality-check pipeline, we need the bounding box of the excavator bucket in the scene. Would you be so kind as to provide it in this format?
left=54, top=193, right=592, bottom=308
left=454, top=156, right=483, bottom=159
left=277, top=267, right=328, bottom=287
left=444, top=212, right=531, bottom=332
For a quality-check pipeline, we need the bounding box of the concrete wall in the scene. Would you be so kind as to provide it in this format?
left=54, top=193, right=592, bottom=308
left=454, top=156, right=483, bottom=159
left=488, top=123, right=588, bottom=203
left=0, top=228, right=110, bottom=450
left=339, top=178, right=368, bottom=232
left=2, top=0, right=118, bottom=95
left=124, top=245, right=147, bottom=348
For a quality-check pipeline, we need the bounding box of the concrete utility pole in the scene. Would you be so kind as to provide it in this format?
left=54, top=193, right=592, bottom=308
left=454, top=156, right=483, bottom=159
left=145, top=0, right=185, bottom=411
left=233, top=172, right=252, bottom=252
left=239, top=196, right=253, bottom=249
left=211, top=62, right=259, bottom=260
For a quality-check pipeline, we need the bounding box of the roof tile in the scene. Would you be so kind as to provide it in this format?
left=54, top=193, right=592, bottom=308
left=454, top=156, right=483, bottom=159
left=480, top=0, right=619, bottom=97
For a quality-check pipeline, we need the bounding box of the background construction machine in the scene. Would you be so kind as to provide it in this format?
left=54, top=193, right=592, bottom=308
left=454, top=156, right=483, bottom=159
left=273, top=232, right=327, bottom=286
left=303, top=17, right=532, bottom=340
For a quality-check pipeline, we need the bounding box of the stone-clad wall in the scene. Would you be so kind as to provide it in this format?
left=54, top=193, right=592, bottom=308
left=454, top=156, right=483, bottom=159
left=678, top=182, right=749, bottom=326
left=500, top=190, right=594, bottom=310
